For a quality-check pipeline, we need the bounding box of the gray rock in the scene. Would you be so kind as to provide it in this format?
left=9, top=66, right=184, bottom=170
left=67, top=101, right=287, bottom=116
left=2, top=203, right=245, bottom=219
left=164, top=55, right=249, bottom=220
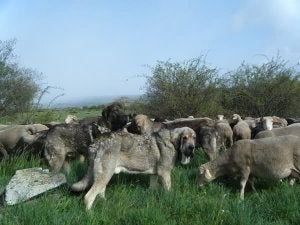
left=5, top=167, right=66, bottom=205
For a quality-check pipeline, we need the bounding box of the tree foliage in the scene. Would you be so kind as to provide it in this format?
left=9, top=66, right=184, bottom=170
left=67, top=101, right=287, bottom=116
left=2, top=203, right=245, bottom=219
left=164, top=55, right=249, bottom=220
left=0, top=39, right=41, bottom=117
left=143, top=57, right=222, bottom=119
left=219, top=56, right=300, bottom=117
left=141, top=56, right=300, bottom=119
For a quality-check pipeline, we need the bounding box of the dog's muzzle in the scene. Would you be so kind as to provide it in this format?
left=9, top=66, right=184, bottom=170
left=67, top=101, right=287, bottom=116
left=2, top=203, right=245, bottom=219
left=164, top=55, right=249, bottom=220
left=184, top=145, right=195, bottom=157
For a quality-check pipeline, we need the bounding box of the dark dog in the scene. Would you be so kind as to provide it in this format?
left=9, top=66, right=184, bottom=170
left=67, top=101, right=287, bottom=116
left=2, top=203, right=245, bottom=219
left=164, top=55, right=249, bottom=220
left=44, top=123, right=101, bottom=172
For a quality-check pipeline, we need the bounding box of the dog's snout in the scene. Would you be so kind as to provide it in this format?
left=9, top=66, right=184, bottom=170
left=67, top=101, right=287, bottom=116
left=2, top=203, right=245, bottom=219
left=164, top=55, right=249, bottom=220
left=188, top=144, right=195, bottom=151
left=184, top=144, right=195, bottom=157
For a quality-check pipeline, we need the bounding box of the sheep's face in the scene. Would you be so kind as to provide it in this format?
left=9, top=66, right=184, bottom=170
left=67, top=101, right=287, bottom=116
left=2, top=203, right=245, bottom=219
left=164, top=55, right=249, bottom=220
left=217, top=115, right=224, bottom=121
left=232, top=114, right=239, bottom=120
left=197, top=166, right=214, bottom=186
left=263, top=118, right=273, bottom=130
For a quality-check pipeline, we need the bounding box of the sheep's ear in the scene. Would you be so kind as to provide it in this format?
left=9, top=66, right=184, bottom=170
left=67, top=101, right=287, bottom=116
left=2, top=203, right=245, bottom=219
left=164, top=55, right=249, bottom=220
left=204, top=168, right=212, bottom=180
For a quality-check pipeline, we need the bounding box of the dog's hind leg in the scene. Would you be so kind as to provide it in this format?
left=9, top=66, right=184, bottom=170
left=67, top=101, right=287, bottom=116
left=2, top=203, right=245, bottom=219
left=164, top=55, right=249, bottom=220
left=84, top=153, right=117, bottom=210
left=71, top=150, right=96, bottom=192
left=149, top=175, right=158, bottom=190
left=0, top=143, right=9, bottom=159
left=71, top=161, right=93, bottom=192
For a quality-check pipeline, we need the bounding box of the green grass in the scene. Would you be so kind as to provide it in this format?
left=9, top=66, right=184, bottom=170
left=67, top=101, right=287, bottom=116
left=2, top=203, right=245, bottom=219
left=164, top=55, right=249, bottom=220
left=1, top=150, right=300, bottom=225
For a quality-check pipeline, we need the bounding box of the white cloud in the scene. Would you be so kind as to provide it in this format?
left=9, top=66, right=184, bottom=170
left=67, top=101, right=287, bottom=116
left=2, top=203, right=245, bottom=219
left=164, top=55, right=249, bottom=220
left=232, top=0, right=300, bottom=33
left=232, top=0, right=300, bottom=62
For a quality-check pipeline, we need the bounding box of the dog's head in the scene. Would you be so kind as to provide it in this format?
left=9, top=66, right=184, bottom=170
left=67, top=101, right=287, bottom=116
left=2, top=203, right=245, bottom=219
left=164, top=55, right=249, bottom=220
left=44, top=140, right=66, bottom=173
left=172, top=127, right=196, bottom=165
left=101, top=102, right=129, bottom=131
left=198, top=126, right=218, bottom=160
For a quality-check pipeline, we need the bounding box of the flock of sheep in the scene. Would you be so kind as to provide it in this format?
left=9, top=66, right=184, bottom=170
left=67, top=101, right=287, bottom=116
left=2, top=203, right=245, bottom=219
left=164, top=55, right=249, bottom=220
left=1, top=101, right=300, bottom=207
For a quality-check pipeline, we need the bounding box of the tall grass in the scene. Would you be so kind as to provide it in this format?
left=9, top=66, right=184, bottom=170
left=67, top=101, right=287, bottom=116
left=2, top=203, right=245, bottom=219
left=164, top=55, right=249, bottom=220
left=1, top=150, right=300, bottom=225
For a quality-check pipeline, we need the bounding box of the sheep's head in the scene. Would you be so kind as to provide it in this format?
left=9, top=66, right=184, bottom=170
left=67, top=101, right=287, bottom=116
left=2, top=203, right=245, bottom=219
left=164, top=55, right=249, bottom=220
left=65, top=115, right=78, bottom=124
left=217, top=115, right=224, bottom=121
left=263, top=117, right=273, bottom=130
left=197, top=165, right=214, bottom=186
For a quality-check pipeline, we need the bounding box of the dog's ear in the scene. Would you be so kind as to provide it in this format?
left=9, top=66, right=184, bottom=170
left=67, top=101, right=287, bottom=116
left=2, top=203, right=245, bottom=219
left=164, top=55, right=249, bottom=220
left=102, top=108, right=108, bottom=121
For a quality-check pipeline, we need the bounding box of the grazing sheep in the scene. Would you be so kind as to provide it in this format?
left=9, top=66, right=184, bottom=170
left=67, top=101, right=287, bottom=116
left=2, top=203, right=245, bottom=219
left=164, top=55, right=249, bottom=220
left=197, top=135, right=300, bottom=199
left=0, top=125, right=40, bottom=159
left=254, top=123, right=300, bottom=139
left=232, top=114, right=251, bottom=142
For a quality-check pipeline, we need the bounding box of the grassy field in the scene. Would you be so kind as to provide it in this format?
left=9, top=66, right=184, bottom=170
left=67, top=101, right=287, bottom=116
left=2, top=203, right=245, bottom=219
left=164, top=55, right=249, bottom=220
left=1, top=149, right=300, bottom=225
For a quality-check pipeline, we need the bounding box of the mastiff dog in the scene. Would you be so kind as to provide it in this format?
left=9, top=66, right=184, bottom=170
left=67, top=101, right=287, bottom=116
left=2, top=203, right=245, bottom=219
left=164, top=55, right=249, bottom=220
left=71, top=127, right=196, bottom=209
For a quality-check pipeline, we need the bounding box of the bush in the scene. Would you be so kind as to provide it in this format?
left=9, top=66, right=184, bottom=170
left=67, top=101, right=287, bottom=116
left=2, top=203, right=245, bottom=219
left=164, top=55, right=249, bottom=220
left=219, top=56, right=300, bottom=117
left=142, top=57, right=222, bottom=119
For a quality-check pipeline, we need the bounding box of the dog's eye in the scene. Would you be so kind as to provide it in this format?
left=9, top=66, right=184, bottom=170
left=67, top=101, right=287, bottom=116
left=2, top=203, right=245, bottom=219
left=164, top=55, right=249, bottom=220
left=182, top=136, right=188, bottom=140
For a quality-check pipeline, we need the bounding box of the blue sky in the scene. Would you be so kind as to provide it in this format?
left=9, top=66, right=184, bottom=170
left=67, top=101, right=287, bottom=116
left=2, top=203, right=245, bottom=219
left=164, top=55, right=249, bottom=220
left=1, top=0, right=300, bottom=103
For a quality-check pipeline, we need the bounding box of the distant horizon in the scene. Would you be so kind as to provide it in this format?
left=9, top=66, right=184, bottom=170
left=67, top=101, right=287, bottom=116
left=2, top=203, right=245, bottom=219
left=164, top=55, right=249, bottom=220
left=39, top=94, right=141, bottom=108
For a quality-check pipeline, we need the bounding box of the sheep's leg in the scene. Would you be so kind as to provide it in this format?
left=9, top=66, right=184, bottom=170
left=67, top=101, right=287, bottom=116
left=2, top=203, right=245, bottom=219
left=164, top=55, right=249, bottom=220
left=240, top=167, right=250, bottom=200
left=248, top=177, right=256, bottom=192
left=288, top=169, right=300, bottom=186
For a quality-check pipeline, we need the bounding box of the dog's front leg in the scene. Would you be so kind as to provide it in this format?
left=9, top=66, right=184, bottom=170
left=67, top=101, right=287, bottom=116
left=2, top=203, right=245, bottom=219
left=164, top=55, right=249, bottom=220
left=159, top=171, right=171, bottom=191
left=149, top=175, right=158, bottom=190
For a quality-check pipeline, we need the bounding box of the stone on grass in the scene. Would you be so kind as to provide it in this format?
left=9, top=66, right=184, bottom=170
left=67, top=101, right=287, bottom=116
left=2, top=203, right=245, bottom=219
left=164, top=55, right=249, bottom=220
left=5, top=167, right=66, bottom=205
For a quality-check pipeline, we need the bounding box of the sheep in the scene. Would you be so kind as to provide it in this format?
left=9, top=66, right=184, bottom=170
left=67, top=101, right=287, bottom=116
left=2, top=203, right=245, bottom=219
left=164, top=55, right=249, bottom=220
left=214, top=118, right=233, bottom=151
left=250, top=116, right=273, bottom=138
left=197, top=135, right=300, bottom=199
left=286, top=118, right=300, bottom=126
left=65, top=115, right=78, bottom=124
left=232, top=114, right=251, bottom=142
left=272, top=116, right=288, bottom=128
left=0, top=125, right=40, bottom=159
left=254, top=123, right=300, bottom=139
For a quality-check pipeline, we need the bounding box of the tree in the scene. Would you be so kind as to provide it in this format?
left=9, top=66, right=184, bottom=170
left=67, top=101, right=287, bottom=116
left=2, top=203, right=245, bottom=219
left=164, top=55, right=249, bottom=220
left=142, top=57, right=221, bottom=119
left=0, top=39, right=41, bottom=117
left=219, top=56, right=300, bottom=117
